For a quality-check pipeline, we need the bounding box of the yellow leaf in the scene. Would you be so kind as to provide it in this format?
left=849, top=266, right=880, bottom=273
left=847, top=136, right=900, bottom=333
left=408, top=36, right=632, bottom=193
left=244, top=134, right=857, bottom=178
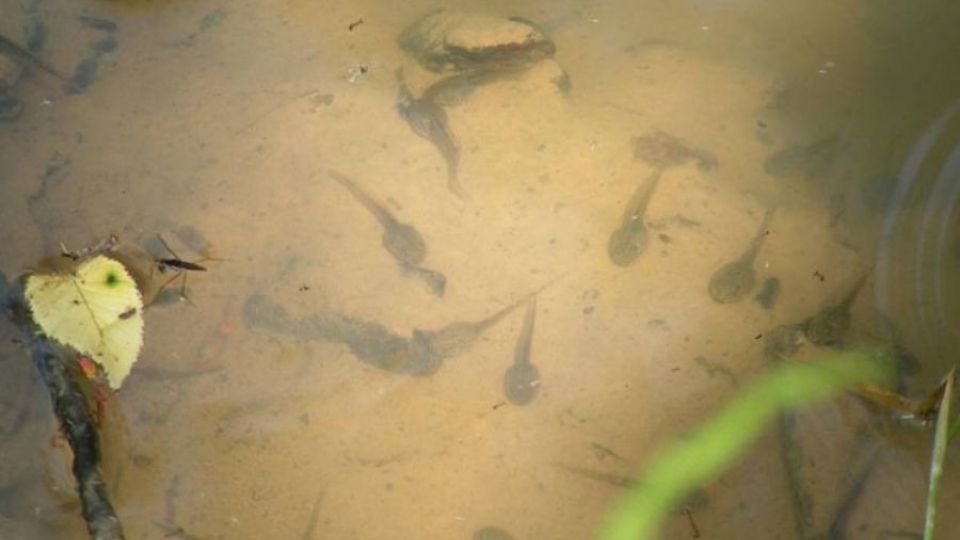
left=25, top=256, right=144, bottom=389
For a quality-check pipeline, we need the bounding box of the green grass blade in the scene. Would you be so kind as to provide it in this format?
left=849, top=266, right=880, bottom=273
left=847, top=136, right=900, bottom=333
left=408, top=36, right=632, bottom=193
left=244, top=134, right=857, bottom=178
left=599, top=352, right=889, bottom=540
left=923, top=369, right=955, bottom=540
left=947, top=405, right=960, bottom=443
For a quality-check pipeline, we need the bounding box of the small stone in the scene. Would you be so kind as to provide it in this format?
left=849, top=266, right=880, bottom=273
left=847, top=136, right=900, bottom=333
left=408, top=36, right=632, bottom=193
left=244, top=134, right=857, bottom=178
left=399, top=11, right=555, bottom=73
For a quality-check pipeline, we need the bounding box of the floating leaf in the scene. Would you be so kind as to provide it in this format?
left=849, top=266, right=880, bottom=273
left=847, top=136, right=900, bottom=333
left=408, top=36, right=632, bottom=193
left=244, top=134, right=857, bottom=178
left=25, top=255, right=144, bottom=389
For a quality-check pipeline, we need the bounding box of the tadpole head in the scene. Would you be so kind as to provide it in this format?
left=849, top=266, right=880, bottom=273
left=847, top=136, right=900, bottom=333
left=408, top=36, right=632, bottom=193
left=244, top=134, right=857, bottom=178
left=384, top=225, right=426, bottom=266
left=408, top=330, right=443, bottom=377
left=504, top=362, right=541, bottom=405
left=608, top=226, right=647, bottom=267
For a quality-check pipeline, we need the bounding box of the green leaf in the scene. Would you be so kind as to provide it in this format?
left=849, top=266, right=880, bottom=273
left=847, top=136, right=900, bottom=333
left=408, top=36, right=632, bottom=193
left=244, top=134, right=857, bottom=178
left=25, top=256, right=144, bottom=389
left=923, top=368, right=955, bottom=540
left=947, top=405, right=960, bottom=443
left=599, top=352, right=889, bottom=540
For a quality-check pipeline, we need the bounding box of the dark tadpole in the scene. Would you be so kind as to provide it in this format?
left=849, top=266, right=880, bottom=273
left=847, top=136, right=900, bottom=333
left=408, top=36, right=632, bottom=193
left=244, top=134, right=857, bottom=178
left=754, top=276, right=781, bottom=310
left=328, top=170, right=446, bottom=296
left=413, top=284, right=549, bottom=361
left=764, top=136, right=840, bottom=179
left=608, top=170, right=662, bottom=266
left=763, top=324, right=803, bottom=363
left=503, top=296, right=541, bottom=405
left=707, top=208, right=775, bottom=304
left=243, top=282, right=556, bottom=377
left=396, top=73, right=463, bottom=197
left=75, top=16, right=119, bottom=33
left=242, top=294, right=440, bottom=376
left=0, top=95, right=23, bottom=122
left=803, top=274, right=868, bottom=346
left=328, top=169, right=426, bottom=266
left=400, top=262, right=447, bottom=297
left=64, top=58, right=99, bottom=95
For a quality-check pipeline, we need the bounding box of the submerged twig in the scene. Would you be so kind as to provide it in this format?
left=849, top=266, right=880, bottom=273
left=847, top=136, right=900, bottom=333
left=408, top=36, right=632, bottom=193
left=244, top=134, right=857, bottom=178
left=31, top=338, right=126, bottom=539
left=60, top=234, right=119, bottom=261
left=2, top=274, right=125, bottom=540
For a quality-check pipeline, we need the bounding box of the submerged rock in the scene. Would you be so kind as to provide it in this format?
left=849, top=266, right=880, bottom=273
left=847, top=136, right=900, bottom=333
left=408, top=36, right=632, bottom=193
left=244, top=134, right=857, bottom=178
left=399, top=11, right=555, bottom=73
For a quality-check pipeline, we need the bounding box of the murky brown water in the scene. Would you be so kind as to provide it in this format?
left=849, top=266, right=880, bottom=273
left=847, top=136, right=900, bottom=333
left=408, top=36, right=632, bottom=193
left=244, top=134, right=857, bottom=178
left=2, top=1, right=959, bottom=539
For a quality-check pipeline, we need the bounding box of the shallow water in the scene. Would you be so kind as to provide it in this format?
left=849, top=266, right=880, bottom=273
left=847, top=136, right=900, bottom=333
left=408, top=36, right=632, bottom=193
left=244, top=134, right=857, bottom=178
left=1, top=1, right=959, bottom=539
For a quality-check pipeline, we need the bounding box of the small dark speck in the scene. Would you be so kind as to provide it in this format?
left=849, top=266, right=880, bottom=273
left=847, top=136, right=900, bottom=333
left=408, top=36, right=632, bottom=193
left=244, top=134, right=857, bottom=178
left=658, top=233, right=672, bottom=244
left=492, top=401, right=506, bottom=410
left=754, top=333, right=763, bottom=340
left=671, top=367, right=680, bottom=372
left=298, top=285, right=310, bottom=292
left=813, top=270, right=826, bottom=282
left=348, top=18, right=364, bottom=31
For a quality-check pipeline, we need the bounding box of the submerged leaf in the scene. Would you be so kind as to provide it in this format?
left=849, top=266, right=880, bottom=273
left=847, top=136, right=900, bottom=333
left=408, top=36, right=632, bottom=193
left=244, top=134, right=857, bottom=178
left=25, top=255, right=144, bottom=389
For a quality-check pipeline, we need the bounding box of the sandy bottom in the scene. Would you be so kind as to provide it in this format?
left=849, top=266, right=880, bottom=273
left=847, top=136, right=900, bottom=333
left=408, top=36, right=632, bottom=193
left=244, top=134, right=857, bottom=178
left=1, top=0, right=959, bottom=538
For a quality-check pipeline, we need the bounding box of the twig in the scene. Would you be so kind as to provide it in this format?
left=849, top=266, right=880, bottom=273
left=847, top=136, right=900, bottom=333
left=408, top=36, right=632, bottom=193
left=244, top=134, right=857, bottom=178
left=2, top=274, right=125, bottom=539
left=682, top=506, right=700, bottom=538
left=60, top=234, right=119, bottom=261
left=31, top=337, right=126, bottom=540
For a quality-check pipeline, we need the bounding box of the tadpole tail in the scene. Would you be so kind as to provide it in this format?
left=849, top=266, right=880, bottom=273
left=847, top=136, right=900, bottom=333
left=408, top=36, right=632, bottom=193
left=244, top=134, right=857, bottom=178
left=327, top=169, right=401, bottom=230
left=446, top=155, right=466, bottom=199
left=839, top=274, right=869, bottom=310
left=512, top=296, right=538, bottom=366
left=476, top=277, right=561, bottom=333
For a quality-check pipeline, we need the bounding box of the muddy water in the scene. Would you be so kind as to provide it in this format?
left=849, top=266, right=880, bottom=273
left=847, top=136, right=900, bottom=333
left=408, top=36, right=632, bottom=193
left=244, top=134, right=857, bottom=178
left=1, top=0, right=959, bottom=539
